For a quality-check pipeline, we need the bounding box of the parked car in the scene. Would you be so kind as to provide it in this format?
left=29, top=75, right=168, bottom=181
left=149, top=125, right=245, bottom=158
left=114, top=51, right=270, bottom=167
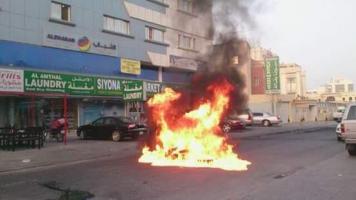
left=339, top=104, right=356, bottom=155
left=336, top=123, right=343, bottom=141
left=333, top=106, right=346, bottom=122
left=238, top=109, right=254, bottom=126
left=252, top=112, right=282, bottom=127
left=221, top=116, right=246, bottom=133
left=77, top=116, right=147, bottom=141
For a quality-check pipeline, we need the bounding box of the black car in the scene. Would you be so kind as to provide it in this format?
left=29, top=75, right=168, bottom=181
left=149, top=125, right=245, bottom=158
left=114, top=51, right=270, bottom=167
left=220, top=116, right=246, bottom=133
left=77, top=116, right=147, bottom=141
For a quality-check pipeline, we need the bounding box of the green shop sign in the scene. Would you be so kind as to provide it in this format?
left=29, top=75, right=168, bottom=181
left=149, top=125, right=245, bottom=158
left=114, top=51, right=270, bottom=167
left=122, top=80, right=143, bottom=101
left=144, top=81, right=162, bottom=100
left=24, top=71, right=95, bottom=95
left=95, top=77, right=123, bottom=96
left=24, top=70, right=143, bottom=100
left=264, top=57, right=280, bottom=93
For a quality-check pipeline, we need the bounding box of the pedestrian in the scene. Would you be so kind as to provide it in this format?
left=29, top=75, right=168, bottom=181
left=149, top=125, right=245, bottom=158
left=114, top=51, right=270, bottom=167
left=50, top=114, right=67, bottom=141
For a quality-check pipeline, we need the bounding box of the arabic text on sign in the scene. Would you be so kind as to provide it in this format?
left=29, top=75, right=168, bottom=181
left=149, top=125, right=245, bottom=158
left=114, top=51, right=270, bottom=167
left=121, top=59, right=141, bottom=75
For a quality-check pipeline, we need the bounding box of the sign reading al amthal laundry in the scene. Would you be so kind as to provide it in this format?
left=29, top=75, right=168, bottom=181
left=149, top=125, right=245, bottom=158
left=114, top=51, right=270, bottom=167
left=24, top=71, right=95, bottom=95
left=24, top=71, right=143, bottom=100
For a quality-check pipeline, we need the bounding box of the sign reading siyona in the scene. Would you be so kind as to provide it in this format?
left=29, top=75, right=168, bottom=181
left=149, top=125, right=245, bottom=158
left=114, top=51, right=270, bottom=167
left=96, top=78, right=123, bottom=96
left=96, top=78, right=121, bottom=91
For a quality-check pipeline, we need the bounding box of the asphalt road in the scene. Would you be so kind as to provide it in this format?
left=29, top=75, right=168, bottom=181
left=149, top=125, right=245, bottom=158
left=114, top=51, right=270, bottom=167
left=1, top=128, right=355, bottom=200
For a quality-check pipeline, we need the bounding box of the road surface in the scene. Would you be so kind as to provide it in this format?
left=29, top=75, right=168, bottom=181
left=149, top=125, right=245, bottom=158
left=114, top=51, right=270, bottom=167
left=1, top=127, right=355, bottom=200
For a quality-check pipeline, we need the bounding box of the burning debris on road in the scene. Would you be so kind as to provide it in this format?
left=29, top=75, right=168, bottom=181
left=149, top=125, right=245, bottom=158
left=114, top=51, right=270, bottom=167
left=139, top=78, right=251, bottom=171
left=139, top=0, right=256, bottom=171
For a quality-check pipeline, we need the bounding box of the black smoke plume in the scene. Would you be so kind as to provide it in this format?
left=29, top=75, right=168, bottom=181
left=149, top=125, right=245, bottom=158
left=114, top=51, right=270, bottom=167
left=191, top=0, right=257, bottom=114
left=141, top=0, right=257, bottom=149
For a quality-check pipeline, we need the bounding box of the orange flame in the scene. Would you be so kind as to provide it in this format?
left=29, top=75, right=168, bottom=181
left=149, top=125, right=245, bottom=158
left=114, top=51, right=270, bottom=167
left=139, top=79, right=251, bottom=171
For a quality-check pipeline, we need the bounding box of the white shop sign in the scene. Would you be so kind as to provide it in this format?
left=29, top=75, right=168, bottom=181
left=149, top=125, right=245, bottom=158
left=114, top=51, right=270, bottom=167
left=0, top=69, right=24, bottom=92
left=43, top=31, right=119, bottom=57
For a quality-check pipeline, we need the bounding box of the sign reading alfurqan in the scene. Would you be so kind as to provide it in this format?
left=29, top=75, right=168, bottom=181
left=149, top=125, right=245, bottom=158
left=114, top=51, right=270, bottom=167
left=0, top=69, right=24, bottom=92
left=264, top=57, right=280, bottom=93
left=43, top=30, right=118, bottom=57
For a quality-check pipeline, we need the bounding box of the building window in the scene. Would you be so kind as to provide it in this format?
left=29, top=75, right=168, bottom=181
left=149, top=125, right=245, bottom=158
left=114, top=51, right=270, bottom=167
left=103, top=15, right=130, bottom=35
left=178, top=0, right=193, bottom=13
left=348, top=84, right=354, bottom=92
left=287, top=77, right=297, bottom=93
left=178, top=34, right=195, bottom=50
left=335, top=84, right=345, bottom=93
left=51, top=1, right=71, bottom=22
left=145, top=27, right=164, bottom=43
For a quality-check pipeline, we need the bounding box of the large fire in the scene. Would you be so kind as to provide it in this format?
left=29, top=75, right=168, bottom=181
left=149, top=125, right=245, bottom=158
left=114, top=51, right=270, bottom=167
left=139, top=79, right=251, bottom=171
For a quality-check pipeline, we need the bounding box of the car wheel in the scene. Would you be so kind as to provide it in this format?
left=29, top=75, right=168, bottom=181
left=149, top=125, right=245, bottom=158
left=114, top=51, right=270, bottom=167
left=222, top=123, right=231, bottom=133
left=112, top=131, right=121, bottom=142
left=80, top=130, right=86, bottom=140
left=262, top=120, right=271, bottom=127
left=347, top=144, right=356, bottom=156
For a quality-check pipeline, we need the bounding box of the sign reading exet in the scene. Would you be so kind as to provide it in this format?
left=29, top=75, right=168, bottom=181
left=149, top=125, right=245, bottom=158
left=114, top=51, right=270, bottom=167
left=264, top=57, right=280, bottom=93
left=144, top=81, right=162, bottom=100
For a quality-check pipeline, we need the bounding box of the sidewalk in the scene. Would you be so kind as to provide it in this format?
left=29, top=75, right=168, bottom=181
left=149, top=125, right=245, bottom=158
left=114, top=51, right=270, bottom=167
left=0, top=134, right=139, bottom=174
left=0, top=121, right=337, bottom=174
left=232, top=121, right=337, bottom=139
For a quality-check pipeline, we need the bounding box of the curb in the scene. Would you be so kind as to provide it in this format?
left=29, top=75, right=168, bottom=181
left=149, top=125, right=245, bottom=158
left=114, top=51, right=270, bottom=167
left=234, top=125, right=335, bottom=139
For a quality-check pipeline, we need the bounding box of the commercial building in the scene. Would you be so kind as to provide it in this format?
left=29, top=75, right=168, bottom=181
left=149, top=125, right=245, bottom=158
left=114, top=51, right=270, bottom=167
left=0, top=0, right=212, bottom=128
left=307, top=77, right=356, bottom=103
left=250, top=46, right=275, bottom=95
left=279, top=63, right=306, bottom=98
left=248, top=45, right=318, bottom=122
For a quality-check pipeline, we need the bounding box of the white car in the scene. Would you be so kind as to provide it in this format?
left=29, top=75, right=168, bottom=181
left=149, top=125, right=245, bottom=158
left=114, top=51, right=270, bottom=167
left=333, top=106, right=346, bottom=121
left=336, top=123, right=343, bottom=141
left=237, top=109, right=253, bottom=126
left=252, top=112, right=282, bottom=127
left=340, top=103, right=356, bottom=156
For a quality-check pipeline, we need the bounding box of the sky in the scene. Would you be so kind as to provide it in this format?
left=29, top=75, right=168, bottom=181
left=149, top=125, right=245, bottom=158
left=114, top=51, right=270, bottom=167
left=247, top=0, right=356, bottom=90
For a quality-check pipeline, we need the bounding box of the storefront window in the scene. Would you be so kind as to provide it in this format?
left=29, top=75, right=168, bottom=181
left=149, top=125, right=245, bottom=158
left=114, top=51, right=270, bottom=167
left=0, top=95, right=78, bottom=129
left=126, top=101, right=144, bottom=122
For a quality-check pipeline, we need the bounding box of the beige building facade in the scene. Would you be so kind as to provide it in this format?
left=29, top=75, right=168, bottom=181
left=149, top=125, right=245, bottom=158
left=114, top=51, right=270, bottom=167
left=307, top=77, right=356, bottom=103
left=279, top=63, right=306, bottom=97
left=124, top=0, right=213, bottom=73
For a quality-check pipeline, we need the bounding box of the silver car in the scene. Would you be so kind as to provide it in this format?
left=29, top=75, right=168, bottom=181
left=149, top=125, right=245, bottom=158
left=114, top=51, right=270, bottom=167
left=336, top=123, right=343, bottom=141
left=252, top=112, right=282, bottom=127
left=340, top=103, right=356, bottom=156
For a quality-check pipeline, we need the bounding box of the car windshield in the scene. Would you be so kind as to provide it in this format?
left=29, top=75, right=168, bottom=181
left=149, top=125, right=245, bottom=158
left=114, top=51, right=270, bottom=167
left=337, top=108, right=345, bottom=113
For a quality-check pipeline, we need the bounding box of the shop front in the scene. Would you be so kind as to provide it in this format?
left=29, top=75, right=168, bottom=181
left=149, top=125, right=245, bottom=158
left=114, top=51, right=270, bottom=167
left=0, top=68, right=144, bottom=129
